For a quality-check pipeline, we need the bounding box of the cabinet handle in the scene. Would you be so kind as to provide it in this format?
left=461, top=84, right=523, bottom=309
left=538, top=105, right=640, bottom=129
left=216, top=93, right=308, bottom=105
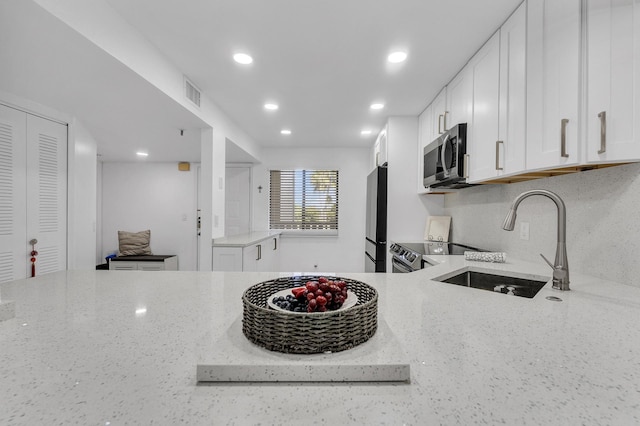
left=464, top=154, right=470, bottom=179
left=597, top=111, right=606, bottom=154
left=256, top=244, right=261, bottom=261
left=443, top=111, right=449, bottom=132
left=560, top=118, right=569, bottom=158
left=273, top=237, right=277, bottom=250
left=438, top=114, right=444, bottom=134
left=495, top=141, right=504, bottom=171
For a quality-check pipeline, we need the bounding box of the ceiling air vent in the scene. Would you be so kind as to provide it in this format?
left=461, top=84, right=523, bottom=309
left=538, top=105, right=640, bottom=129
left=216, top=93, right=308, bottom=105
left=184, top=76, right=201, bottom=108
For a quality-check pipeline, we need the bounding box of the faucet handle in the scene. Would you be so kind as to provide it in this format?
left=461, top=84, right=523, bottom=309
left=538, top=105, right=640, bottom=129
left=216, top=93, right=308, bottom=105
left=540, top=253, right=555, bottom=270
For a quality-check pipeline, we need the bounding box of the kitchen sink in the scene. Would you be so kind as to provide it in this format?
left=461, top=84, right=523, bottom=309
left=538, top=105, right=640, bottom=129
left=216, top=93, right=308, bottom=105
left=435, top=270, right=549, bottom=299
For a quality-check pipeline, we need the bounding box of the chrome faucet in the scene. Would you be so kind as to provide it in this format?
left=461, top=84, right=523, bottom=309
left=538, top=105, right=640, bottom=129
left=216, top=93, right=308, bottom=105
left=502, top=189, right=570, bottom=291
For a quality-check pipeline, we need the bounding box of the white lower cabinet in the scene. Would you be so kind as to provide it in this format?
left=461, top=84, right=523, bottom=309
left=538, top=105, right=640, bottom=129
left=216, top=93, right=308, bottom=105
left=212, top=234, right=280, bottom=272
left=109, top=256, right=178, bottom=271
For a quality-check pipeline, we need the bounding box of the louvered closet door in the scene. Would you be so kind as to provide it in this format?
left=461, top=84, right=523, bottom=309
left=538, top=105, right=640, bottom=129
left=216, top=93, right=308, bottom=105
left=0, top=105, right=27, bottom=283
left=25, top=114, right=67, bottom=277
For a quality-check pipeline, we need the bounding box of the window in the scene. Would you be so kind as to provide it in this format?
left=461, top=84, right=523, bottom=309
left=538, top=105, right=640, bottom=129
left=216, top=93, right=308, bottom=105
left=269, top=169, right=339, bottom=233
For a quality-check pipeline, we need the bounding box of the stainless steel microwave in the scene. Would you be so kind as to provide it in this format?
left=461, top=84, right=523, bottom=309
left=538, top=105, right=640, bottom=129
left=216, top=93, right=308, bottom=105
left=423, top=123, right=472, bottom=189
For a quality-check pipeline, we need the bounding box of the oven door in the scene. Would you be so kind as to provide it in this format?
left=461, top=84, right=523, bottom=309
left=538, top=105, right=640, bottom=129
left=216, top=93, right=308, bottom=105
left=391, top=257, right=416, bottom=273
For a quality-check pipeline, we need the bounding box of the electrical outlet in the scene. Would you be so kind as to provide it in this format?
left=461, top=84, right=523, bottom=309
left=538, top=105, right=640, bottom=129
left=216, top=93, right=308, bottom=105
left=214, top=215, right=219, bottom=228
left=520, top=222, right=530, bottom=240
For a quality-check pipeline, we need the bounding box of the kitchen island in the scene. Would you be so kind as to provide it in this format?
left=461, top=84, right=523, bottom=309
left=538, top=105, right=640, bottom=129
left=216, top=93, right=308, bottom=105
left=1, top=258, right=639, bottom=425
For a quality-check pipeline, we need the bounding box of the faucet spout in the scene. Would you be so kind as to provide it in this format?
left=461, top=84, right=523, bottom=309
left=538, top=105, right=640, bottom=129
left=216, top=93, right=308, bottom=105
left=502, top=190, right=569, bottom=291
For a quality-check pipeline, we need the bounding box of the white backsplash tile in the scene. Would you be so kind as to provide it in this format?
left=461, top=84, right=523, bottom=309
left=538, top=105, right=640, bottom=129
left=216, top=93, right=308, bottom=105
left=444, top=162, right=640, bottom=288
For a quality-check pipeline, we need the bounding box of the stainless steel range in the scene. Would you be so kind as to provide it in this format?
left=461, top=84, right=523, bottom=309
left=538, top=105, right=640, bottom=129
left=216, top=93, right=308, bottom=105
left=389, top=241, right=485, bottom=273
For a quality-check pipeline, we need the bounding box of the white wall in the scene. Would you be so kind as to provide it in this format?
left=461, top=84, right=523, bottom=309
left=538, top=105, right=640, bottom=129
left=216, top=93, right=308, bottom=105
left=67, top=119, right=97, bottom=269
left=252, top=147, right=370, bottom=273
left=444, top=162, right=640, bottom=288
left=101, top=162, right=199, bottom=270
left=386, top=117, right=445, bottom=268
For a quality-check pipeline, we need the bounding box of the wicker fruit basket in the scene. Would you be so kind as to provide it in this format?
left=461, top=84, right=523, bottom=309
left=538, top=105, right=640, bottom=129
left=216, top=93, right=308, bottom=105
left=242, top=276, right=378, bottom=354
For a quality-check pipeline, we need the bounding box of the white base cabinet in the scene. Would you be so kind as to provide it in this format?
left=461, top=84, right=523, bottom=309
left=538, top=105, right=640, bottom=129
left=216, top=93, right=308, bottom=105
left=109, top=256, right=178, bottom=271
left=212, top=233, right=280, bottom=272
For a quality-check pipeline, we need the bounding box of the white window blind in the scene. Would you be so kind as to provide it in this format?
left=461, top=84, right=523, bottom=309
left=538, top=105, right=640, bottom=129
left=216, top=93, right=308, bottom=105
left=269, top=169, right=339, bottom=232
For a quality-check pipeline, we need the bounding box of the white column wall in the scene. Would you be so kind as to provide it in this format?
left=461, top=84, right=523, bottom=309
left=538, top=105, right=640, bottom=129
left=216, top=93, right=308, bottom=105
left=67, top=118, right=97, bottom=269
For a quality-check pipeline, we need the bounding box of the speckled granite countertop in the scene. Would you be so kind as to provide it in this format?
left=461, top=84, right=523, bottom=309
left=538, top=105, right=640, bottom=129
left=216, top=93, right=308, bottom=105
left=1, top=258, right=639, bottom=425
left=212, top=231, right=281, bottom=247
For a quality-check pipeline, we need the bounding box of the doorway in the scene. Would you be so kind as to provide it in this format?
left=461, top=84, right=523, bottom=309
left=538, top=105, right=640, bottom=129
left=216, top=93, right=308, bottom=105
left=225, top=165, right=252, bottom=236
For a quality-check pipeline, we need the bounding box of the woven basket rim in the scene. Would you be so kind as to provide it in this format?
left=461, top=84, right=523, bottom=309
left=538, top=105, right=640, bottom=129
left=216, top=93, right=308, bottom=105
left=242, top=275, right=377, bottom=316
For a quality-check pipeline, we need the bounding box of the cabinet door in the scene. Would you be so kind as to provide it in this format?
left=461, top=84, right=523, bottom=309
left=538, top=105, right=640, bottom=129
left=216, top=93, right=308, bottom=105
left=0, top=105, right=27, bottom=283
left=499, top=2, right=527, bottom=175
left=468, top=31, right=501, bottom=183
left=431, top=88, right=448, bottom=137
left=417, top=105, right=433, bottom=192
left=268, top=236, right=280, bottom=272
left=242, top=243, right=260, bottom=272
left=586, top=0, right=640, bottom=162
left=446, top=65, right=473, bottom=129
left=526, top=0, right=581, bottom=169
left=110, top=261, right=138, bottom=271
left=212, top=247, right=243, bottom=271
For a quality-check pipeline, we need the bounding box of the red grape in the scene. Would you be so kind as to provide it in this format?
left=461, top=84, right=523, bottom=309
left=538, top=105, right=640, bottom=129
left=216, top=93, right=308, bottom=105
left=316, top=295, right=327, bottom=306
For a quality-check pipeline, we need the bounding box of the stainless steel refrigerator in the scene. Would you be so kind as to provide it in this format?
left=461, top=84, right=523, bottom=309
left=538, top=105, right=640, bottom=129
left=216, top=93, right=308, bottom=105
left=365, top=165, right=387, bottom=272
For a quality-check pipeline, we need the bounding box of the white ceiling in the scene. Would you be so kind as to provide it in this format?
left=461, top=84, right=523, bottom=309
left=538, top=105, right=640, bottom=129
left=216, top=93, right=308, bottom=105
left=1, top=0, right=523, bottom=162
left=0, top=0, right=207, bottom=163
left=105, top=0, right=523, bottom=150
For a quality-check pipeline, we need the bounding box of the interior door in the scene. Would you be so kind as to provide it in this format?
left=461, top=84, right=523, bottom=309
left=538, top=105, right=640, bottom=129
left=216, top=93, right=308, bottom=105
left=0, top=104, right=27, bottom=283
left=225, top=166, right=251, bottom=236
left=25, top=113, right=67, bottom=277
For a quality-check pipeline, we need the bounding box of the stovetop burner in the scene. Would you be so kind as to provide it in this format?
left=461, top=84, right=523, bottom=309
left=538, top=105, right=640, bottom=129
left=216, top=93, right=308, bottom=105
left=389, top=240, right=487, bottom=272
left=391, top=241, right=485, bottom=256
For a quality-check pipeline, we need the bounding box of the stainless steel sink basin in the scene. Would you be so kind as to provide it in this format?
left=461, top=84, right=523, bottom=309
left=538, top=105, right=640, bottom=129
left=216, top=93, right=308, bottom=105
left=435, top=270, right=549, bottom=298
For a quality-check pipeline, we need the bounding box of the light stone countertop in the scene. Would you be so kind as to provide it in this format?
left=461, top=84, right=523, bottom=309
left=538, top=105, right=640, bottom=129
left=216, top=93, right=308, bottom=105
left=1, top=258, right=639, bottom=425
left=212, top=231, right=281, bottom=247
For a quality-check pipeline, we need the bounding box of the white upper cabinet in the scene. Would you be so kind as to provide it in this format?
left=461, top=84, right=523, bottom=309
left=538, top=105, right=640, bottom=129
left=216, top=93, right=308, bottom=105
left=526, top=0, right=581, bottom=170
left=586, top=0, right=640, bottom=163
left=446, top=66, right=473, bottom=130
left=468, top=31, right=502, bottom=182
left=468, top=0, right=527, bottom=185
left=498, top=2, right=527, bottom=176
left=417, top=104, right=433, bottom=192
left=431, top=88, right=448, bottom=139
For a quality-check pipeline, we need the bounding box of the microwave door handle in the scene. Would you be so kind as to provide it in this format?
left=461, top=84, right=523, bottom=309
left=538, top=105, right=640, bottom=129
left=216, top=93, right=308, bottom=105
left=440, top=134, right=451, bottom=177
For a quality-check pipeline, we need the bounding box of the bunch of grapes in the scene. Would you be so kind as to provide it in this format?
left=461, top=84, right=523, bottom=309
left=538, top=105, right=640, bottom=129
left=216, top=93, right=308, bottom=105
left=275, top=277, right=349, bottom=313
left=300, top=276, right=348, bottom=313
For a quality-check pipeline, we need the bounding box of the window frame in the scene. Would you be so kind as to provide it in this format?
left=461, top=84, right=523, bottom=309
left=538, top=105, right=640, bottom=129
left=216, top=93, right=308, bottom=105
left=268, top=168, right=339, bottom=236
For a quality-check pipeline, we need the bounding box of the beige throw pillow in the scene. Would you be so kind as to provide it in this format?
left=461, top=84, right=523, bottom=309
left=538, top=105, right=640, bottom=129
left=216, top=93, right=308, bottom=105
left=117, top=229, right=153, bottom=256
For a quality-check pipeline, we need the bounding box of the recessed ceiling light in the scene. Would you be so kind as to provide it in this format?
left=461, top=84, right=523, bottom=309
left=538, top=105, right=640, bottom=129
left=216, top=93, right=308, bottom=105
left=264, top=103, right=279, bottom=110
left=361, top=130, right=372, bottom=136
left=233, top=53, right=253, bottom=65
left=387, top=51, right=408, bottom=63
left=280, top=129, right=292, bottom=135
left=370, top=103, right=385, bottom=110
left=136, top=152, right=148, bottom=157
